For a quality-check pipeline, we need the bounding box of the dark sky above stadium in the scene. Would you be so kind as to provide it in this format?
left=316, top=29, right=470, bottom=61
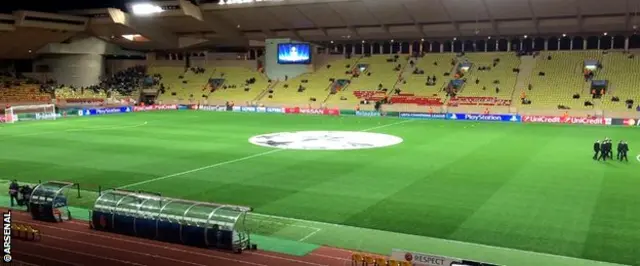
left=0, top=0, right=221, bottom=13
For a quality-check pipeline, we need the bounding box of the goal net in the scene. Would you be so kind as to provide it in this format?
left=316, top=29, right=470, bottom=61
left=4, top=104, right=57, bottom=123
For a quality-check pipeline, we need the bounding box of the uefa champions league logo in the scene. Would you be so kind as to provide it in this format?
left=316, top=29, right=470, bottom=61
left=249, top=131, right=403, bottom=150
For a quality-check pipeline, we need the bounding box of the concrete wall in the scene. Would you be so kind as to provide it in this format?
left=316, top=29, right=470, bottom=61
left=105, top=59, right=146, bottom=75
left=265, top=38, right=315, bottom=81
left=35, top=54, right=105, bottom=87
left=37, top=36, right=144, bottom=56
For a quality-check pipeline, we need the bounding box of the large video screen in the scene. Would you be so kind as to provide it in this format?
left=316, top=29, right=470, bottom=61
left=277, top=43, right=311, bottom=64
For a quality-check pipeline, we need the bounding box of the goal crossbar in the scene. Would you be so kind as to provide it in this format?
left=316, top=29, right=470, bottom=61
left=4, top=104, right=56, bottom=123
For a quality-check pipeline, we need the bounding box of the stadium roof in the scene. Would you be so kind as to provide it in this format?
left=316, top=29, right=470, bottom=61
left=1, top=0, right=638, bottom=58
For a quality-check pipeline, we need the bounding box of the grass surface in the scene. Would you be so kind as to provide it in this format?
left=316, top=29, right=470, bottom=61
left=1, top=111, right=638, bottom=265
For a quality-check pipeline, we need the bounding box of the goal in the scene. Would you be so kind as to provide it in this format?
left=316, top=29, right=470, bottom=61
left=4, top=104, right=57, bottom=123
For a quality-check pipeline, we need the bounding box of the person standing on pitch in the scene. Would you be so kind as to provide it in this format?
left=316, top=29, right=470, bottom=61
left=8, top=179, right=19, bottom=207
left=617, top=140, right=624, bottom=160
left=620, top=141, right=629, bottom=162
left=593, top=140, right=601, bottom=160
left=598, top=139, right=609, bottom=161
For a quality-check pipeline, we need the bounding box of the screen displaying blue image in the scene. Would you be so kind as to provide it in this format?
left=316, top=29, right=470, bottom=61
left=277, top=43, right=311, bottom=64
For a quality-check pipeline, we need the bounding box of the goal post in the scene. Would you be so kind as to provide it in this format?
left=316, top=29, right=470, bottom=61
left=4, top=104, right=57, bottom=123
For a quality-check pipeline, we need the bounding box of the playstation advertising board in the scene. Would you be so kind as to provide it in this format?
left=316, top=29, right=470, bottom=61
left=448, top=113, right=521, bottom=122
left=78, top=106, right=131, bottom=116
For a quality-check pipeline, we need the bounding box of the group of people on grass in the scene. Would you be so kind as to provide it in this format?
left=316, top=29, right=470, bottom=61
left=593, top=138, right=630, bottom=162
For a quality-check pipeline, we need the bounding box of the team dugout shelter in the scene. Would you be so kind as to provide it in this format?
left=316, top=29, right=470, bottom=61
left=29, top=181, right=75, bottom=222
left=91, top=190, right=253, bottom=252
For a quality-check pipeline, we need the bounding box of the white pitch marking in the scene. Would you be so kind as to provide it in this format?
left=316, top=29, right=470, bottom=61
left=247, top=215, right=321, bottom=230
left=2, top=121, right=148, bottom=138
left=298, top=227, right=322, bottom=242
left=117, top=119, right=412, bottom=189
left=251, top=213, right=627, bottom=265
left=636, top=154, right=640, bottom=162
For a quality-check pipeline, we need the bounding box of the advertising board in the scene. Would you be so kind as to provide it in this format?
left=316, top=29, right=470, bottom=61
left=448, top=113, right=521, bottom=122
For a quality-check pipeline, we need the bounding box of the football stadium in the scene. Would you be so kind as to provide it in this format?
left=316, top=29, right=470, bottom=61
left=0, top=0, right=639, bottom=266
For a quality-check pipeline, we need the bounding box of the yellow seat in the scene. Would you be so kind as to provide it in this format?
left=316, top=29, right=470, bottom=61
left=375, top=257, right=388, bottom=266
left=387, top=260, right=400, bottom=266
left=352, top=254, right=364, bottom=266
left=363, top=256, right=375, bottom=265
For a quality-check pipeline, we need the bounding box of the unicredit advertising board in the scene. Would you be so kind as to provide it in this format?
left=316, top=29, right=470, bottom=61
left=448, top=113, right=521, bottom=122
left=284, top=107, right=340, bottom=116
left=133, top=105, right=178, bottom=112
left=399, top=112, right=447, bottom=119
left=522, top=115, right=611, bottom=125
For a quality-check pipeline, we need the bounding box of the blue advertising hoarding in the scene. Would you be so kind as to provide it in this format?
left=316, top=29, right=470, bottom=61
left=399, top=113, right=447, bottom=119
left=356, top=111, right=381, bottom=117
left=80, top=106, right=131, bottom=116
left=448, top=113, right=521, bottom=122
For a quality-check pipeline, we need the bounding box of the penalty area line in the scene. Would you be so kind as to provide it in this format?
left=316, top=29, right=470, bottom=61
left=117, top=119, right=412, bottom=189
left=298, top=228, right=322, bottom=242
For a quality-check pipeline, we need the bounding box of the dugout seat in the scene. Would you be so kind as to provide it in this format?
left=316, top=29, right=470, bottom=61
left=375, top=257, right=388, bottom=265
left=387, top=259, right=400, bottom=266
left=363, top=255, right=376, bottom=265
left=352, top=254, right=364, bottom=265
left=11, top=223, right=41, bottom=241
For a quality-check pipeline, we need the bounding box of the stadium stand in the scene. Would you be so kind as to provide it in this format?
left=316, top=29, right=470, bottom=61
left=0, top=84, right=51, bottom=104
left=54, top=87, right=107, bottom=99
left=328, top=55, right=405, bottom=105
left=398, top=54, right=454, bottom=98
left=205, top=66, right=269, bottom=104
left=517, top=51, right=603, bottom=111
left=153, top=66, right=213, bottom=104
left=595, top=51, right=640, bottom=111
left=262, top=57, right=359, bottom=107
left=456, top=52, right=520, bottom=99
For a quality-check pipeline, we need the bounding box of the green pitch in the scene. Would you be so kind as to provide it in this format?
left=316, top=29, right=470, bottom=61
left=1, top=112, right=638, bottom=266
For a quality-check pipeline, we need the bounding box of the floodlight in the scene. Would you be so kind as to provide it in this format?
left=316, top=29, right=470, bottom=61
left=131, top=3, right=164, bottom=15
left=122, top=34, right=141, bottom=41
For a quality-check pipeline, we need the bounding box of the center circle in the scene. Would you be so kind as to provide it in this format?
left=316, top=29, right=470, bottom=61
left=248, top=131, right=403, bottom=150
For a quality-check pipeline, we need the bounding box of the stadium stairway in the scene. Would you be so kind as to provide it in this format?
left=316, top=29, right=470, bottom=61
left=253, top=80, right=279, bottom=102
left=510, top=55, right=537, bottom=107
